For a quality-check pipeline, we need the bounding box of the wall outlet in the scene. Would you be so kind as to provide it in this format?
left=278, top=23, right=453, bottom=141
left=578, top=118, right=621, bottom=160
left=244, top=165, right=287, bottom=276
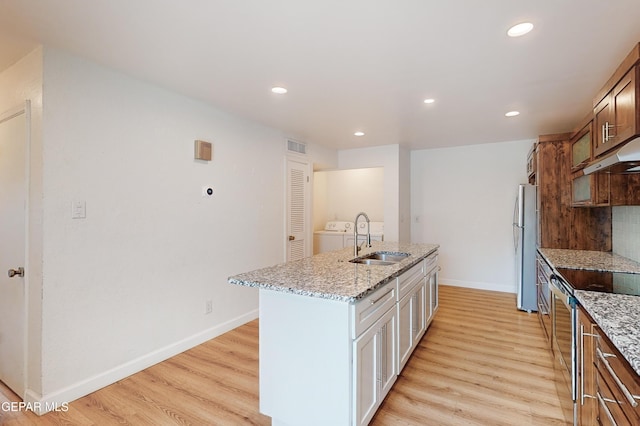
left=205, top=300, right=213, bottom=315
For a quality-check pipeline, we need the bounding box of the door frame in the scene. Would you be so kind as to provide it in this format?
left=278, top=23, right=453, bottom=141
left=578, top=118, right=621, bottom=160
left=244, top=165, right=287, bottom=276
left=284, top=154, right=311, bottom=261
left=0, top=100, right=31, bottom=398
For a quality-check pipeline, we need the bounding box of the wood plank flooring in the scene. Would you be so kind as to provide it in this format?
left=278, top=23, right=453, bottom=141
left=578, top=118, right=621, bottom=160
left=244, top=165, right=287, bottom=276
left=1, top=285, right=568, bottom=425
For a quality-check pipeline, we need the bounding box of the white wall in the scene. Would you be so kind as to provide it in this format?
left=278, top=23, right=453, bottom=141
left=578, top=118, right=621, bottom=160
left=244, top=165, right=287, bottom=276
left=26, top=47, right=335, bottom=407
left=338, top=145, right=406, bottom=242
left=313, top=167, right=384, bottom=229
left=411, top=139, right=533, bottom=293
left=399, top=146, right=411, bottom=243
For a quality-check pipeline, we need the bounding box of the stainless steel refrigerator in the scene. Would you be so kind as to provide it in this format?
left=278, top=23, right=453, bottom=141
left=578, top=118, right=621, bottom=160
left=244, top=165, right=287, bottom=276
left=513, top=183, right=537, bottom=312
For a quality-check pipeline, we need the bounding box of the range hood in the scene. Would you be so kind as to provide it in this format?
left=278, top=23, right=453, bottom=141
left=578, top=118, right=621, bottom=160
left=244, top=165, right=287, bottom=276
left=584, top=136, right=640, bottom=174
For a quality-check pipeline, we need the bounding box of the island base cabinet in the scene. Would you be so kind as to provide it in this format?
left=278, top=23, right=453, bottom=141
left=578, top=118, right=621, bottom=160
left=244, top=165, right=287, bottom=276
left=427, top=266, right=439, bottom=325
left=257, top=253, right=438, bottom=426
left=353, top=306, right=397, bottom=426
left=397, top=279, right=426, bottom=371
left=259, top=290, right=352, bottom=426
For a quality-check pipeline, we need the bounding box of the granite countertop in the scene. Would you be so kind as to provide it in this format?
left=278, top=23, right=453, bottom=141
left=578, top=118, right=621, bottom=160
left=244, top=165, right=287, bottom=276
left=538, top=248, right=640, bottom=376
left=538, top=248, right=640, bottom=273
left=228, top=242, right=439, bottom=302
left=575, top=291, right=640, bottom=376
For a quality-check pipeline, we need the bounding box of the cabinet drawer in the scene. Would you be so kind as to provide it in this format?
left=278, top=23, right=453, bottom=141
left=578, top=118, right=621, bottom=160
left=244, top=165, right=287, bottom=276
left=424, top=253, right=438, bottom=274
left=596, top=331, right=640, bottom=423
left=596, top=369, right=632, bottom=426
left=397, top=262, right=424, bottom=301
left=352, top=281, right=396, bottom=339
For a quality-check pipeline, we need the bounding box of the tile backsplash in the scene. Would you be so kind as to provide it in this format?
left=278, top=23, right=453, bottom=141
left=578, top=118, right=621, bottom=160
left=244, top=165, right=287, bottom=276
left=612, top=206, right=640, bottom=263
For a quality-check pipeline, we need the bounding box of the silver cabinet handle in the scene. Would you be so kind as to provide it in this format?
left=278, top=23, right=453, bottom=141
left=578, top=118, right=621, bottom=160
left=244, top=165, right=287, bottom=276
left=597, top=347, right=639, bottom=407
left=8, top=267, right=24, bottom=278
left=596, top=392, right=618, bottom=426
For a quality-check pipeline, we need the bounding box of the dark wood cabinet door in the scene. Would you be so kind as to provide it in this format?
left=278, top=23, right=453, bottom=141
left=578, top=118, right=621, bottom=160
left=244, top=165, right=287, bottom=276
left=594, top=66, right=638, bottom=157
left=594, top=93, right=614, bottom=157
left=612, top=68, right=637, bottom=145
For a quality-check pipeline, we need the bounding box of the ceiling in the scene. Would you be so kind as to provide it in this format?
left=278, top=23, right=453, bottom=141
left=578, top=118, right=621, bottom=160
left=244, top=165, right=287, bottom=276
left=2, top=0, right=640, bottom=151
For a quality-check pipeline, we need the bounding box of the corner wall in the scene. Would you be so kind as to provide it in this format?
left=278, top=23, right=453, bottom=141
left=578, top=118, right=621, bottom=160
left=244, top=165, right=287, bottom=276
left=411, top=139, right=533, bottom=293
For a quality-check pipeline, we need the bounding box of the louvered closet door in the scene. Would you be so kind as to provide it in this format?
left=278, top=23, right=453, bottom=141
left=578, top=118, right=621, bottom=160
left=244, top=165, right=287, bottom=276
left=286, top=158, right=309, bottom=261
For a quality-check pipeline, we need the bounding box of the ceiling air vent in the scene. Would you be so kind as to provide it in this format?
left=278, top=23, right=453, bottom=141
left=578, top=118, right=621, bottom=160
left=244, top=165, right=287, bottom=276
left=287, top=139, right=307, bottom=155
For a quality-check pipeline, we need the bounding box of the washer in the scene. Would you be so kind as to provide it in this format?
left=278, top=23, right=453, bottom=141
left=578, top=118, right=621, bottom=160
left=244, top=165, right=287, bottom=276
left=313, top=221, right=353, bottom=254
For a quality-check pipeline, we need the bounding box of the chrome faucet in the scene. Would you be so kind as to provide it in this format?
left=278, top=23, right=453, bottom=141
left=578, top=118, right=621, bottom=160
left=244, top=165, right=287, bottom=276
left=353, top=212, right=372, bottom=256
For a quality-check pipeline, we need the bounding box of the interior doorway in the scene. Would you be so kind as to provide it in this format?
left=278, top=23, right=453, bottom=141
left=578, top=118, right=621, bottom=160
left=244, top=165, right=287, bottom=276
left=0, top=102, right=29, bottom=398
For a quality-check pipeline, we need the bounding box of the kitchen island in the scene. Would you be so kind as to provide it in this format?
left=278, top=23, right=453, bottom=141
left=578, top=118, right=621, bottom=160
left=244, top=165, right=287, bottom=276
left=229, top=242, right=439, bottom=426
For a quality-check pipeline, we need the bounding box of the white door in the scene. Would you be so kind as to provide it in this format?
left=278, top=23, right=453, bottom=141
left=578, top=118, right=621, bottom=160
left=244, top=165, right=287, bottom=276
left=0, top=105, right=28, bottom=397
left=286, top=158, right=309, bottom=261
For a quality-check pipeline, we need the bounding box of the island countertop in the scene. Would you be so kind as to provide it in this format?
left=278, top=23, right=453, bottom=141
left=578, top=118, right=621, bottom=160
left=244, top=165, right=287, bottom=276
left=228, top=242, right=439, bottom=302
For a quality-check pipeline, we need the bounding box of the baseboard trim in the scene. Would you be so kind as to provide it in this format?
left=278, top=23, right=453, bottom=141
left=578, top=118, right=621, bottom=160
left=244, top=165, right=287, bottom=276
left=24, top=309, right=258, bottom=415
left=441, top=278, right=515, bottom=294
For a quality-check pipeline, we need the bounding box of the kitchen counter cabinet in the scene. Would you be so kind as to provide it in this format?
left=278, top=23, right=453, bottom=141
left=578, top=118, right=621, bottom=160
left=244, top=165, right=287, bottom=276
left=537, top=247, right=640, bottom=425
left=577, top=306, right=597, bottom=426
left=230, top=242, right=439, bottom=426
left=575, top=291, right=640, bottom=378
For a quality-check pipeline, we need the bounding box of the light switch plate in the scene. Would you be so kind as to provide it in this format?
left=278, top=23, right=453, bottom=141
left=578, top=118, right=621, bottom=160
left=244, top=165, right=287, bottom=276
left=72, top=200, right=86, bottom=219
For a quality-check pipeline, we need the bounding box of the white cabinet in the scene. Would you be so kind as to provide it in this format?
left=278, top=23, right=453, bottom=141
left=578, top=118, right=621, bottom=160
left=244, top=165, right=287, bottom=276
left=397, top=277, right=426, bottom=371
left=258, top=251, right=439, bottom=426
left=353, top=305, right=397, bottom=426
left=397, top=253, right=438, bottom=372
left=426, top=264, right=439, bottom=326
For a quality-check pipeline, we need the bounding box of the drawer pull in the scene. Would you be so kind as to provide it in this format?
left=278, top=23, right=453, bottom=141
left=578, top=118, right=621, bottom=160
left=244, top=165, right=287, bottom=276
left=597, top=347, right=639, bottom=408
left=596, top=391, right=618, bottom=426
left=370, top=289, right=393, bottom=305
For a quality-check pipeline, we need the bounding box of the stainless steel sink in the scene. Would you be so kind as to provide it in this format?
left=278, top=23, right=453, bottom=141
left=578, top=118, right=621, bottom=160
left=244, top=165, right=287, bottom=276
left=349, top=251, right=410, bottom=265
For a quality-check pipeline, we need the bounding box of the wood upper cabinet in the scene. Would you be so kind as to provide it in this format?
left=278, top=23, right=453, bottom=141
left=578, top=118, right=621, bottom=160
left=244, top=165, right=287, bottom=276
left=570, top=120, right=611, bottom=206
left=594, top=65, right=639, bottom=157
left=527, top=142, right=537, bottom=182
left=571, top=122, right=593, bottom=171
left=572, top=172, right=610, bottom=207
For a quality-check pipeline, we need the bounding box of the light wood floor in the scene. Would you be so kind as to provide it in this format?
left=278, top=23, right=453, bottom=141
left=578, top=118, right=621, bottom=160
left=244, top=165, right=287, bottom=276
left=1, top=285, right=568, bottom=425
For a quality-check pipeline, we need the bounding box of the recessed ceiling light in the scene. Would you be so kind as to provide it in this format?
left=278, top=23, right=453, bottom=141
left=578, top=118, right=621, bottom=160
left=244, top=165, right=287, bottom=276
left=507, top=22, right=534, bottom=37
left=354, top=131, right=365, bottom=136
left=505, top=111, right=520, bottom=117
left=423, top=98, right=435, bottom=104
left=271, top=86, right=287, bottom=94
